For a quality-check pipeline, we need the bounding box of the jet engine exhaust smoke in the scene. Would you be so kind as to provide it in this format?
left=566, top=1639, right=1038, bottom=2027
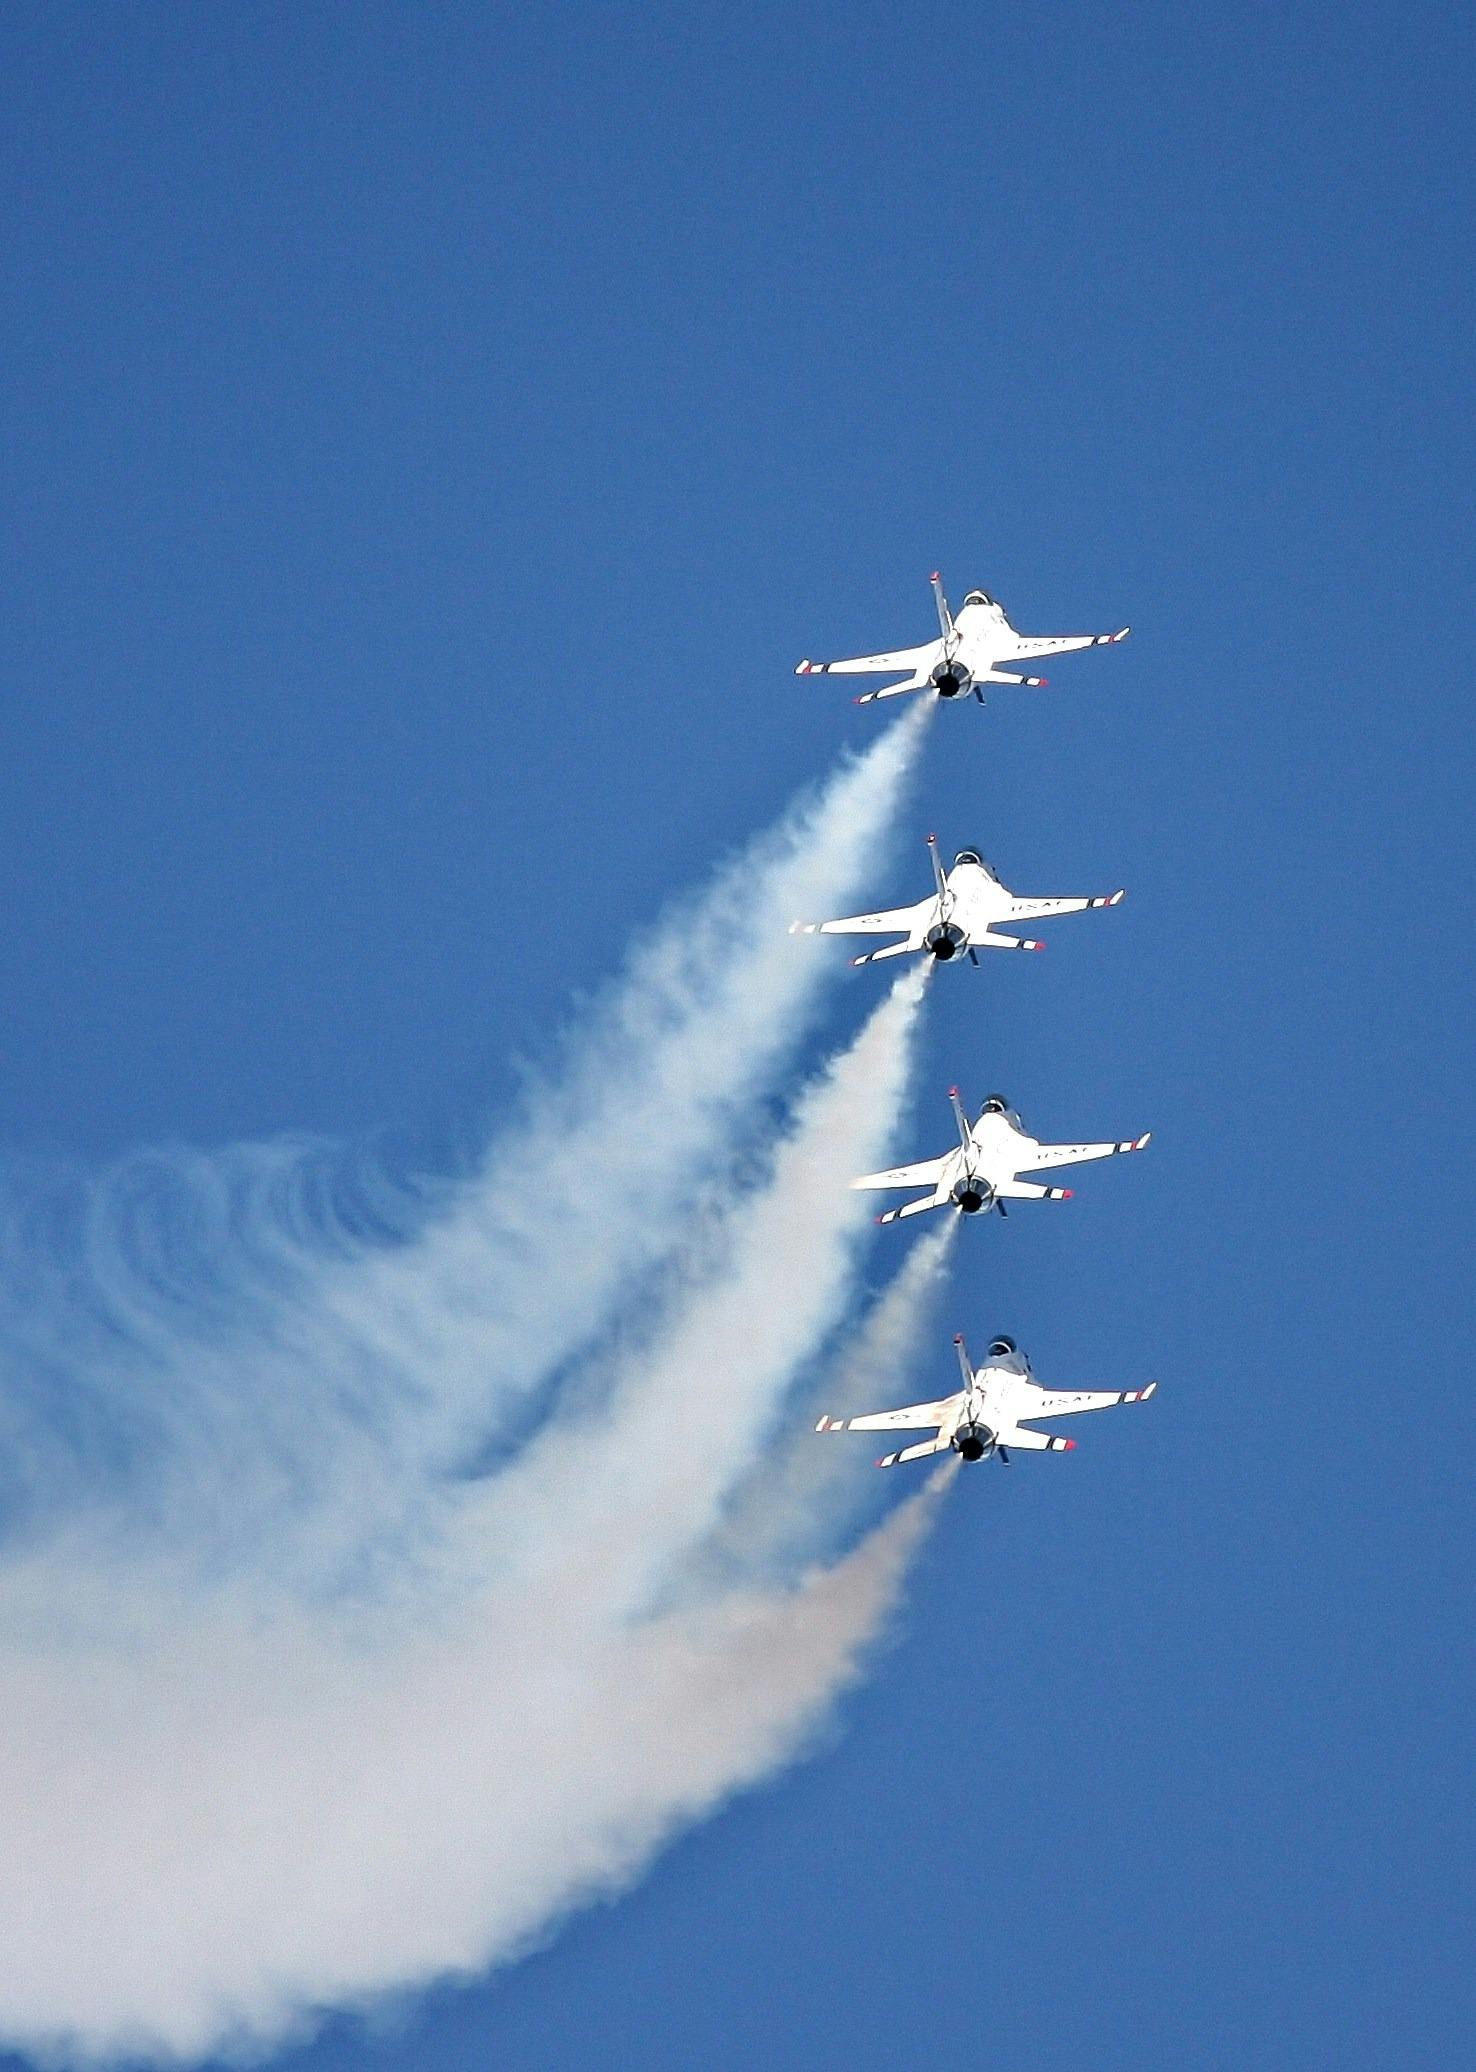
left=0, top=717, right=950, bottom=2065
left=699, top=1218, right=960, bottom=1584
left=0, top=704, right=932, bottom=1594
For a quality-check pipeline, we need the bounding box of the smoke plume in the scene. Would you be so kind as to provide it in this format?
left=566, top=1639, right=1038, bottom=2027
left=0, top=716, right=955, bottom=2065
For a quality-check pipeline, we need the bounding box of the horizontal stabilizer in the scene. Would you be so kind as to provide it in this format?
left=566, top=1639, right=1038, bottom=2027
left=854, top=675, right=929, bottom=706
left=876, top=1195, right=944, bottom=1226
left=994, top=1427, right=1076, bottom=1453
left=876, top=1434, right=953, bottom=1469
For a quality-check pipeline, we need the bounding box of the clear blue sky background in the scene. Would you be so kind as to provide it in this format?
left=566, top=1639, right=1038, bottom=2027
left=2, top=3, right=1473, bottom=2067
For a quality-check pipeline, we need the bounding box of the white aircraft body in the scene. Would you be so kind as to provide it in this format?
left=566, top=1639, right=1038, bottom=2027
left=854, top=1090, right=1150, bottom=1225
left=790, top=835, right=1125, bottom=967
left=816, top=1332, right=1158, bottom=1468
left=795, top=572, right=1130, bottom=706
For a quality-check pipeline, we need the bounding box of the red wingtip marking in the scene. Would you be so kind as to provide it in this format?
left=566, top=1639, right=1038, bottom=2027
left=948, top=1085, right=960, bottom=1098
left=853, top=695, right=867, bottom=706
left=1038, top=676, right=1049, bottom=685
left=1061, top=1189, right=1074, bottom=1200
left=875, top=1458, right=888, bottom=1469
left=930, top=570, right=941, bottom=583
left=953, top=1333, right=964, bottom=1344
left=1031, top=941, right=1045, bottom=952
left=875, top=1215, right=886, bottom=1226
left=1064, top=1438, right=1077, bottom=1451
left=927, top=832, right=937, bottom=844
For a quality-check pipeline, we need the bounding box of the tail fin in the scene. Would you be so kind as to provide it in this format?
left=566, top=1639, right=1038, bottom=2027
left=930, top=571, right=954, bottom=642
left=948, top=1085, right=971, bottom=1151
left=927, top=832, right=949, bottom=906
left=953, top=1332, right=973, bottom=1387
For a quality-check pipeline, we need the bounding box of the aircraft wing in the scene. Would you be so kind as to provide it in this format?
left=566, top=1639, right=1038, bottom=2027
left=815, top=1398, right=954, bottom=1433
left=1020, top=1381, right=1157, bottom=1419
left=796, top=639, right=938, bottom=678
left=790, top=899, right=925, bottom=939
left=1021, top=1131, right=1151, bottom=1173
left=1006, top=628, right=1130, bottom=662
left=850, top=1155, right=948, bottom=1192
left=1006, top=890, right=1125, bottom=922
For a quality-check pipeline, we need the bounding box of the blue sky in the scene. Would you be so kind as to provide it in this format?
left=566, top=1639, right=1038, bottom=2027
left=1, top=2, right=1472, bottom=2067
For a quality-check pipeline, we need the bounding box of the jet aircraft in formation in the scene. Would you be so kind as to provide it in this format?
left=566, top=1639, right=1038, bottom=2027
left=796, top=571, right=1130, bottom=706
left=853, top=1088, right=1151, bottom=1225
left=816, top=1334, right=1157, bottom=1468
left=791, top=834, right=1124, bottom=967
left=797, top=565, right=1157, bottom=1474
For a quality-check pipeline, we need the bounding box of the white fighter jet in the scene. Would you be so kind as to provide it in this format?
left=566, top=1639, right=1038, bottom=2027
left=795, top=571, right=1130, bottom=706
left=815, top=1332, right=1158, bottom=1468
left=790, top=834, right=1125, bottom=967
left=854, top=1089, right=1151, bottom=1224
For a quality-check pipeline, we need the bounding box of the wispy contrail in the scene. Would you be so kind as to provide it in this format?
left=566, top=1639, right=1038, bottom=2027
left=0, top=1470, right=952, bottom=2068
left=0, top=706, right=932, bottom=1593
left=699, top=1217, right=960, bottom=1585
left=0, top=721, right=954, bottom=2064
left=481, top=965, right=932, bottom=1614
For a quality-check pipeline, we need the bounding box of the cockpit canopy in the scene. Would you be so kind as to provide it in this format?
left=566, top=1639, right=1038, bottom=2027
left=981, top=1094, right=1009, bottom=1115
left=988, top=1337, right=1017, bottom=1359
left=962, top=589, right=995, bottom=608
left=953, top=849, right=983, bottom=869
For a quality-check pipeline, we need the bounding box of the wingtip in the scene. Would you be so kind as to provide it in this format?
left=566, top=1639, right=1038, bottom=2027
left=948, top=1084, right=960, bottom=1098
left=1027, top=940, right=1045, bottom=952
left=1115, top=626, right=1131, bottom=641
left=929, top=569, right=941, bottom=584
left=1063, top=1438, right=1077, bottom=1451
left=795, top=659, right=812, bottom=675
left=1136, top=1131, right=1153, bottom=1150
left=1061, top=1189, right=1074, bottom=1200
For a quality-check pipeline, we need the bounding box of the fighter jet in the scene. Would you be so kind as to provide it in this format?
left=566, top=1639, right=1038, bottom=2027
left=815, top=1332, right=1158, bottom=1468
left=790, top=834, right=1125, bottom=967
left=853, top=1089, right=1151, bottom=1225
left=795, top=571, right=1130, bottom=706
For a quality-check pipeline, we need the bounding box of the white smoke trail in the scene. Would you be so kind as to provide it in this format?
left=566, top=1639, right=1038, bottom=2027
left=479, top=965, right=932, bottom=1614
left=0, top=706, right=932, bottom=1595
left=700, top=1218, right=961, bottom=1584
left=0, top=729, right=960, bottom=2064
left=0, top=973, right=944, bottom=2066
left=0, top=1474, right=951, bottom=2069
